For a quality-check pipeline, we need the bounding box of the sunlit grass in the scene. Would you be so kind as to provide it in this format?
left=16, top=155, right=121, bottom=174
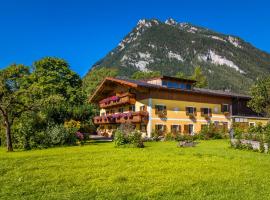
left=1, top=140, right=270, bottom=200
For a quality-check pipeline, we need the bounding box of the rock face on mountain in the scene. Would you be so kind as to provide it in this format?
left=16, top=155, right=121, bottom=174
left=89, top=18, right=270, bottom=92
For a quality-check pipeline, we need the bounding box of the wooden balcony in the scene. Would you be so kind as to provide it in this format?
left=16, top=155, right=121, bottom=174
left=93, top=111, right=149, bottom=125
left=99, top=93, right=136, bottom=109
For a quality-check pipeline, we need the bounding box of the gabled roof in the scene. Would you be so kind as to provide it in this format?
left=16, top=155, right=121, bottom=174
left=89, top=77, right=250, bottom=103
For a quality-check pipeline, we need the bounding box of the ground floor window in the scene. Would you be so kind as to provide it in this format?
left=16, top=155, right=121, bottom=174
left=155, top=124, right=166, bottom=134
left=171, top=125, right=181, bottom=134
left=184, top=124, right=194, bottom=135
left=140, top=124, right=147, bottom=132
left=249, top=122, right=256, bottom=127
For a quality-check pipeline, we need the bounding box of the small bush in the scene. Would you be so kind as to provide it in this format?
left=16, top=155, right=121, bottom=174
left=176, top=134, right=197, bottom=142
left=114, top=130, right=127, bottom=147
left=128, top=131, right=144, bottom=148
left=199, top=123, right=226, bottom=140
left=164, top=132, right=175, bottom=141
left=114, top=127, right=144, bottom=148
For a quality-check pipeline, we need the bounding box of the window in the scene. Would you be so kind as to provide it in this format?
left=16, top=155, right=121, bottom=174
left=110, top=109, right=115, bottom=114
left=118, top=107, right=124, bottom=113
left=167, top=81, right=178, bottom=88
left=214, top=121, right=219, bottom=126
left=171, top=125, right=181, bottom=133
left=129, top=105, right=135, bottom=112
left=155, top=105, right=166, bottom=112
left=140, top=124, right=146, bottom=132
left=186, top=84, right=191, bottom=90
left=101, top=112, right=105, bottom=116
left=140, top=105, right=146, bottom=111
left=186, top=107, right=196, bottom=115
left=106, top=110, right=110, bottom=115
left=201, top=108, right=211, bottom=116
left=184, top=124, right=194, bottom=135
left=235, top=118, right=248, bottom=123
left=249, top=122, right=255, bottom=127
left=221, top=104, right=229, bottom=112
left=179, top=83, right=186, bottom=89
left=155, top=124, right=166, bottom=133
left=162, top=81, right=167, bottom=87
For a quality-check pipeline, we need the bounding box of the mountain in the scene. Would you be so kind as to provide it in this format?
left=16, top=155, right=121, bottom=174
left=88, top=18, right=270, bottom=93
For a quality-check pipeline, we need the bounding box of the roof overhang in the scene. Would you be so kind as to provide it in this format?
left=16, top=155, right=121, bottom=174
left=89, top=77, right=138, bottom=103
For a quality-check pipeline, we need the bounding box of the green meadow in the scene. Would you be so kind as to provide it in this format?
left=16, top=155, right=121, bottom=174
left=1, top=140, right=270, bottom=200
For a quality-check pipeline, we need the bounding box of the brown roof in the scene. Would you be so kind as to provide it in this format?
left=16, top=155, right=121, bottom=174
left=89, top=77, right=250, bottom=103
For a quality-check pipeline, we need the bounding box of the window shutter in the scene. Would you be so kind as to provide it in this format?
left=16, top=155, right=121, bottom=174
left=209, top=108, right=212, bottom=116
left=179, top=125, right=182, bottom=133
left=164, top=125, right=167, bottom=132
left=186, top=107, right=189, bottom=115
left=194, top=107, right=197, bottom=116
left=201, top=108, right=204, bottom=116
left=155, top=105, right=158, bottom=114
left=184, top=125, right=188, bottom=134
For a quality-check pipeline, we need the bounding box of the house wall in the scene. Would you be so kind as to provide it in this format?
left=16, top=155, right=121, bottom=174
left=232, top=116, right=269, bottom=126
left=149, top=98, right=231, bottom=136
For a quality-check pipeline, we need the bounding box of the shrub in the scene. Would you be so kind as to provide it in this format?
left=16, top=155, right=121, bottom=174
left=64, top=119, right=81, bottom=129
left=128, top=131, right=144, bottom=148
left=114, top=128, right=144, bottom=148
left=114, top=130, right=127, bottom=147
left=198, top=123, right=226, bottom=140
left=176, top=134, right=197, bottom=142
left=164, top=132, right=175, bottom=141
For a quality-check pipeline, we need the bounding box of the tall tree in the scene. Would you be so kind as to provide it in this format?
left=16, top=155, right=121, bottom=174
left=0, top=64, right=30, bottom=151
left=190, top=66, right=207, bottom=88
left=83, top=67, right=118, bottom=97
left=248, top=77, right=270, bottom=116
left=131, top=71, right=161, bottom=80
left=29, top=57, right=83, bottom=106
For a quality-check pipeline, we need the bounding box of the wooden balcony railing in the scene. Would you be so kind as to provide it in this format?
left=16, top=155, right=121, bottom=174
left=99, top=93, right=136, bottom=109
left=93, top=111, right=149, bottom=125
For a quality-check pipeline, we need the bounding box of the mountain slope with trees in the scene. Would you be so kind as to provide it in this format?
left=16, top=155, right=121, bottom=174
left=86, top=18, right=270, bottom=93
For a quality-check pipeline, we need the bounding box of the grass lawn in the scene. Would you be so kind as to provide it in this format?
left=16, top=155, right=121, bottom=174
left=1, top=140, right=270, bottom=200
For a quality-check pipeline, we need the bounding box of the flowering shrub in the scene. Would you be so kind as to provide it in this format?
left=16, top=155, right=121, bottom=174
left=76, top=132, right=84, bottom=141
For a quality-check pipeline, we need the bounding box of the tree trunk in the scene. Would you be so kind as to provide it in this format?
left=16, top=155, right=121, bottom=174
left=5, top=121, right=13, bottom=152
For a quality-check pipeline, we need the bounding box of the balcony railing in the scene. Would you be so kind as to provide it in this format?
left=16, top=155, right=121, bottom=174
left=99, top=93, right=136, bottom=109
left=93, top=111, right=149, bottom=125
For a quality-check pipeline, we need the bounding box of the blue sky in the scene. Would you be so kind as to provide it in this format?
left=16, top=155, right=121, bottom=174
left=0, top=0, right=269, bottom=76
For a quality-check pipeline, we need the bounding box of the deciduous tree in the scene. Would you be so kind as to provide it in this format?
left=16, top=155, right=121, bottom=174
left=0, top=64, right=30, bottom=151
